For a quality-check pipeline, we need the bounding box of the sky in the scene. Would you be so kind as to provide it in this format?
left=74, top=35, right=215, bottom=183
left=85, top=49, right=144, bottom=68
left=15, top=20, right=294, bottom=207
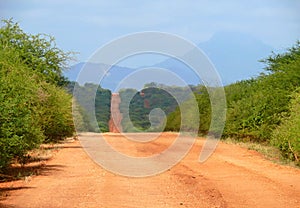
left=1, top=0, right=299, bottom=67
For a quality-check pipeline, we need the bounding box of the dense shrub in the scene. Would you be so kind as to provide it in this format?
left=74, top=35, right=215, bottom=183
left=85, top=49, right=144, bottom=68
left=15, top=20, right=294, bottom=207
left=0, top=19, right=75, bottom=171
left=39, top=83, right=74, bottom=143
left=72, top=99, right=93, bottom=132
left=0, top=19, right=71, bottom=86
left=165, top=41, right=300, bottom=165
left=120, top=85, right=191, bottom=132
left=271, top=89, right=300, bottom=165
left=71, top=82, right=111, bottom=133
left=165, top=85, right=211, bottom=134
left=0, top=49, right=44, bottom=169
left=223, top=42, right=300, bottom=142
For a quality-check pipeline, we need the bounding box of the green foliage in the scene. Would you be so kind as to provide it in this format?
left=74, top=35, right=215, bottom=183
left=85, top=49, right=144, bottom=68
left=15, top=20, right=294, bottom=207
left=120, top=85, right=190, bottom=132
left=165, top=41, right=300, bottom=165
left=223, top=79, right=268, bottom=140
left=223, top=42, right=300, bottom=142
left=165, top=88, right=218, bottom=135
left=165, top=108, right=181, bottom=132
left=39, top=84, right=75, bottom=143
left=119, top=88, right=138, bottom=132
left=71, top=99, right=93, bottom=132
left=195, top=86, right=211, bottom=134
left=0, top=48, right=44, bottom=169
left=129, top=88, right=177, bottom=131
left=165, top=85, right=211, bottom=134
left=271, top=89, right=300, bottom=165
left=95, top=87, right=112, bottom=132
left=0, top=19, right=75, bottom=171
left=71, top=82, right=111, bottom=133
left=0, top=19, right=73, bottom=86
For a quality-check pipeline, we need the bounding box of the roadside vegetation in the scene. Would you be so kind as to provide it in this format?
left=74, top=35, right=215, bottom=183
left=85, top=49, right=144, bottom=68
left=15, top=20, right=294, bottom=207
left=165, top=41, right=300, bottom=166
left=119, top=83, right=191, bottom=132
left=68, top=82, right=111, bottom=133
left=1, top=17, right=299, bottom=174
left=0, top=19, right=75, bottom=173
left=271, top=88, right=300, bottom=165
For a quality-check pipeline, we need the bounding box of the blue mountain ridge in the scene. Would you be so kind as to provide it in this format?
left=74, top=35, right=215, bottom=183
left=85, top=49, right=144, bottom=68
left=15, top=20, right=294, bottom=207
left=64, top=31, right=273, bottom=91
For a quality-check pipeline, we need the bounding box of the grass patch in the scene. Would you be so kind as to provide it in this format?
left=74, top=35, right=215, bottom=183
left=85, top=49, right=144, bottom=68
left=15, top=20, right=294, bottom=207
left=223, top=138, right=299, bottom=168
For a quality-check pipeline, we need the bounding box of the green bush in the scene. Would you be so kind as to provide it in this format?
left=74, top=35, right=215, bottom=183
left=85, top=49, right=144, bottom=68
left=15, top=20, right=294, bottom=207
left=165, top=85, right=211, bottom=134
left=0, top=19, right=72, bottom=86
left=0, top=19, right=75, bottom=171
left=39, top=83, right=75, bottom=143
left=271, top=89, right=300, bottom=165
left=70, top=82, right=111, bottom=133
left=120, top=86, right=182, bottom=132
left=223, top=42, right=300, bottom=142
left=72, top=99, right=93, bottom=132
left=0, top=49, right=44, bottom=169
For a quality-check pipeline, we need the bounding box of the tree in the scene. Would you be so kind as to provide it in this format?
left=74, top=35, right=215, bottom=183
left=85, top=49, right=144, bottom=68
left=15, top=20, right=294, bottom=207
left=0, top=19, right=75, bottom=171
left=38, top=83, right=75, bottom=143
left=0, top=48, right=44, bottom=169
left=71, top=82, right=111, bottom=133
left=0, top=19, right=74, bottom=86
left=165, top=85, right=211, bottom=134
left=120, top=87, right=182, bottom=132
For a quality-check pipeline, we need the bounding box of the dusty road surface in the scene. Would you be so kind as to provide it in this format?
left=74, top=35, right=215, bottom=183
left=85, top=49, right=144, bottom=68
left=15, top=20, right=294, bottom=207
left=1, top=132, right=300, bottom=208
left=109, top=93, right=123, bottom=133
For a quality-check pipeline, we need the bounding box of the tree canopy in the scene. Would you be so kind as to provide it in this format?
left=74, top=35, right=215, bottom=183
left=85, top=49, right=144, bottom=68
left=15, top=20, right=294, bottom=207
left=0, top=19, right=75, bottom=171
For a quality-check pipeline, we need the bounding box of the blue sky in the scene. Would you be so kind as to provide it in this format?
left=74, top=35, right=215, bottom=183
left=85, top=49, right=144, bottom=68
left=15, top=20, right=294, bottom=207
left=0, top=0, right=299, bottom=67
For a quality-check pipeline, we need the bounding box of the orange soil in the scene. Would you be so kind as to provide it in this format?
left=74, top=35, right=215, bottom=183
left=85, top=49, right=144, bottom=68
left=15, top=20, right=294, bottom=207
left=109, top=93, right=123, bottom=133
left=1, top=132, right=299, bottom=208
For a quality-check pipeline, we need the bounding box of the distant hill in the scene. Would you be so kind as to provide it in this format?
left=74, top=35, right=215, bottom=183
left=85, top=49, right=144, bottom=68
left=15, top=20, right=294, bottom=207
left=64, top=62, right=135, bottom=91
left=64, top=31, right=273, bottom=90
left=155, top=31, right=273, bottom=85
left=198, top=31, right=273, bottom=84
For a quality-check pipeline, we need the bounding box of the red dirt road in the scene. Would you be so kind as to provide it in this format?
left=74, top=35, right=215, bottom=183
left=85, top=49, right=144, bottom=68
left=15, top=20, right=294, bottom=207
left=109, top=93, right=123, bottom=133
left=1, top=132, right=300, bottom=208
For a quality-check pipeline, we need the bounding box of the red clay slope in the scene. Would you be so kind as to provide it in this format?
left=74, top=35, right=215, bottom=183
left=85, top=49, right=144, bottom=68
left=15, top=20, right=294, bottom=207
left=109, top=93, right=123, bottom=133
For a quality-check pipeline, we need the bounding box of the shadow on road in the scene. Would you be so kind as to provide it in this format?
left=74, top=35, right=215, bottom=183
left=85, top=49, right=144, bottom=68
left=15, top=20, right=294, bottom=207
left=0, top=164, right=66, bottom=183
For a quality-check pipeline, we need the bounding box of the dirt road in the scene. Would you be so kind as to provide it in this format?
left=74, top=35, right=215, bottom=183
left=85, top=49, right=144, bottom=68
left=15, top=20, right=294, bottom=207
left=1, top=133, right=300, bottom=208
left=109, top=93, right=123, bottom=133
